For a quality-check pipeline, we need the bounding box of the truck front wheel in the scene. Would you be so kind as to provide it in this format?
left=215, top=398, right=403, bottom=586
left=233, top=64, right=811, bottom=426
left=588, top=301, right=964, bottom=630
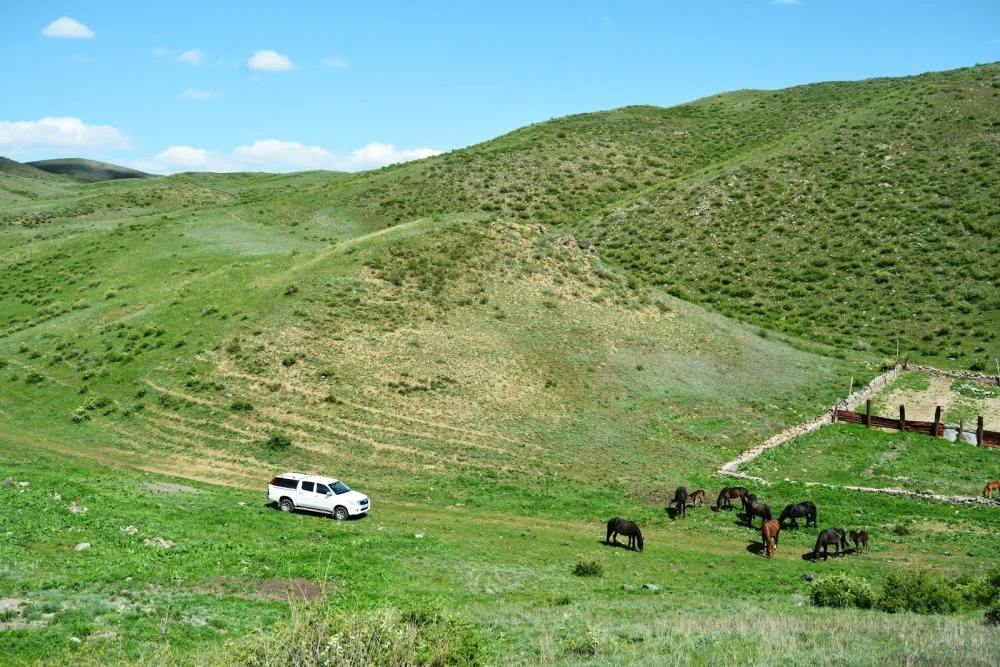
left=333, top=506, right=348, bottom=521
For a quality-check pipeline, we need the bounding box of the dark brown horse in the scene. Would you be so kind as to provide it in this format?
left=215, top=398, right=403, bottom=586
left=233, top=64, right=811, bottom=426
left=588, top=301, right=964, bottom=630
left=715, top=487, right=748, bottom=510
left=606, top=517, right=624, bottom=545
left=671, top=486, right=688, bottom=518
left=745, top=501, right=772, bottom=528
left=849, top=530, right=868, bottom=554
left=778, top=502, right=817, bottom=529
left=688, top=489, right=706, bottom=507
left=761, top=519, right=780, bottom=558
left=742, top=493, right=758, bottom=511
left=812, top=528, right=847, bottom=561
left=615, top=520, right=644, bottom=552
left=983, top=481, right=1000, bottom=499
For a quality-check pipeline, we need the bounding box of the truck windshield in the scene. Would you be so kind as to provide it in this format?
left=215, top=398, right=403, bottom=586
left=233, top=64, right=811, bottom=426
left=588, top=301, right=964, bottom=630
left=331, top=481, right=350, bottom=495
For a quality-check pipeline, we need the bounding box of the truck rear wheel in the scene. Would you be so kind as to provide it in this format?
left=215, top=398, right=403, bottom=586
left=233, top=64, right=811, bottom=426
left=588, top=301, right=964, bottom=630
left=279, top=497, right=294, bottom=513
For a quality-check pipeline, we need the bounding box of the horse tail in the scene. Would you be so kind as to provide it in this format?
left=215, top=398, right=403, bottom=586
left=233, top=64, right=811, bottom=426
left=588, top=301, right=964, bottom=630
left=813, top=533, right=823, bottom=554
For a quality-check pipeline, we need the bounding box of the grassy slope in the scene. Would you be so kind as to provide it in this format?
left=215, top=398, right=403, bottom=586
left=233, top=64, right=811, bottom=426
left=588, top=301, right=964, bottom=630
left=0, top=158, right=75, bottom=205
left=26, top=158, right=153, bottom=183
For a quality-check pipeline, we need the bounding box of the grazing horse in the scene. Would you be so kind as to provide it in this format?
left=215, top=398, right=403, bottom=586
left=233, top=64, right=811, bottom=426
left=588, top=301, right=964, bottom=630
left=688, top=489, right=706, bottom=507
left=742, top=493, right=758, bottom=511
left=671, top=486, right=688, bottom=518
left=849, top=530, right=869, bottom=554
left=606, top=517, right=624, bottom=545
left=745, top=501, right=772, bottom=528
left=761, top=519, right=781, bottom=558
left=812, top=528, right=848, bottom=561
left=716, top=487, right=748, bottom=510
left=615, top=520, right=644, bottom=552
left=778, top=502, right=817, bottom=529
left=983, top=481, right=1000, bottom=499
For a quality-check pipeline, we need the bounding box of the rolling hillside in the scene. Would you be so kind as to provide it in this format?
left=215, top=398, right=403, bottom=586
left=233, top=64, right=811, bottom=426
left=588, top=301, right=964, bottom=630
left=26, top=157, right=153, bottom=183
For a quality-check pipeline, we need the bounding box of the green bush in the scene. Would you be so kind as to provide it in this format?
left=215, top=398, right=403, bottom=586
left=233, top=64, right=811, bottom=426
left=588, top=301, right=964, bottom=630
left=879, top=570, right=961, bottom=614
left=221, top=603, right=484, bottom=666
left=572, top=557, right=603, bottom=577
left=264, top=432, right=292, bottom=450
left=952, top=572, right=993, bottom=608
left=985, top=599, right=1000, bottom=626
left=811, top=573, right=877, bottom=609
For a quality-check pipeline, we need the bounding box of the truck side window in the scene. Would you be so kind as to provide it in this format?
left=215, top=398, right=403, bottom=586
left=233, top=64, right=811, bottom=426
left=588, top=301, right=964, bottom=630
left=316, top=484, right=330, bottom=495
left=301, top=481, right=314, bottom=492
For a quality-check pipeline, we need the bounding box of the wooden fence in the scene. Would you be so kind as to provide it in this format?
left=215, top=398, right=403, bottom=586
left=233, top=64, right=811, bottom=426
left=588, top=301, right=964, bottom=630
left=834, top=401, right=1000, bottom=448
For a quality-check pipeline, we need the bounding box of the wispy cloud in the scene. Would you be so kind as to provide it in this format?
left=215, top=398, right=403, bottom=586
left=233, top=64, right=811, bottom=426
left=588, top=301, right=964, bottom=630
left=42, top=17, right=94, bottom=39
left=248, top=50, right=294, bottom=71
left=322, top=56, right=349, bottom=69
left=177, top=48, right=205, bottom=66
left=0, top=117, right=130, bottom=152
left=133, top=139, right=442, bottom=174
left=152, top=47, right=172, bottom=57
left=178, top=88, right=221, bottom=100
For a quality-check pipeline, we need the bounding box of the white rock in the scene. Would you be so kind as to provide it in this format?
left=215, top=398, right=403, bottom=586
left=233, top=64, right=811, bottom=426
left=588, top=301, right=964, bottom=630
left=121, top=526, right=138, bottom=535
left=18, top=481, right=29, bottom=488
left=68, top=502, right=88, bottom=514
left=53, top=493, right=61, bottom=500
left=75, top=543, right=91, bottom=551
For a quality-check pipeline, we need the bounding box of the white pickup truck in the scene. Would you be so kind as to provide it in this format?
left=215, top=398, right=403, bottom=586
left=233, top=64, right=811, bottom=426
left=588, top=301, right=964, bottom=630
left=268, top=472, right=370, bottom=520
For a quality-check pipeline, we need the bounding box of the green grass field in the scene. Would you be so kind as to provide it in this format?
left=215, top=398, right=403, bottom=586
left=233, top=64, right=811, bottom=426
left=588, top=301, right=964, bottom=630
left=2, top=63, right=1000, bottom=664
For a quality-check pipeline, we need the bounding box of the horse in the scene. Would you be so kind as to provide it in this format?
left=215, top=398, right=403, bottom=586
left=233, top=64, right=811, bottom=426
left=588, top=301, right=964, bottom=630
left=716, top=487, right=748, bottom=510
left=671, top=486, right=688, bottom=518
left=615, top=520, right=644, bottom=552
left=812, top=528, right=847, bottom=561
left=606, top=517, right=624, bottom=545
left=742, top=493, right=758, bottom=511
left=745, top=501, right=772, bottom=528
left=778, top=502, right=817, bottom=529
left=761, top=519, right=781, bottom=558
left=849, top=530, right=868, bottom=554
left=983, top=481, right=1000, bottom=499
left=688, top=489, right=706, bottom=507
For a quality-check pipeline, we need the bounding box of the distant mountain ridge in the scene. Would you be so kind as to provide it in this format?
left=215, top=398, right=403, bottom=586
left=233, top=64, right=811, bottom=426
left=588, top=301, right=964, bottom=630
left=26, top=158, right=153, bottom=183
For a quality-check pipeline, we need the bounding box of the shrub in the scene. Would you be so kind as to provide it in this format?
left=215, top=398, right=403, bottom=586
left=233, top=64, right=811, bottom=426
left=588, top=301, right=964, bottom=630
left=985, top=599, right=1000, bottom=626
left=879, top=570, right=961, bottom=614
left=230, top=401, right=254, bottom=413
left=220, top=603, right=484, bottom=666
left=281, top=355, right=297, bottom=367
left=23, top=372, right=44, bottom=385
left=264, top=432, right=292, bottom=450
left=811, top=573, right=877, bottom=609
left=284, top=284, right=299, bottom=296
left=952, top=572, right=993, bottom=608
left=572, top=557, right=603, bottom=577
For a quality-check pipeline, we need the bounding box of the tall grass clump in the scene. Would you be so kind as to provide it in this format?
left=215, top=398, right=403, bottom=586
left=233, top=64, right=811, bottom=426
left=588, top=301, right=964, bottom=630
left=220, top=602, right=485, bottom=666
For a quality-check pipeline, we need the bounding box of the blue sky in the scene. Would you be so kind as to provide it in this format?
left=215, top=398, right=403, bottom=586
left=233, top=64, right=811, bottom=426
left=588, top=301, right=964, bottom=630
left=1, top=1, right=998, bottom=173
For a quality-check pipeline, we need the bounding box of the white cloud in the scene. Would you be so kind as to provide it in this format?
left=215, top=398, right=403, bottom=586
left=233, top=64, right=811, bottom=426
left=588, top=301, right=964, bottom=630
left=133, top=139, right=442, bottom=174
left=177, top=48, right=205, bottom=66
left=42, top=17, right=94, bottom=39
left=248, top=50, right=294, bottom=71
left=322, top=56, right=349, bottom=69
left=0, top=117, right=130, bottom=152
left=178, top=88, right=221, bottom=100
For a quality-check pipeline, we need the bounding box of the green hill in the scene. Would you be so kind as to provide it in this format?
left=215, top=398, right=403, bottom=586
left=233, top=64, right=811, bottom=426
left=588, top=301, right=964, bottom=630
left=0, top=156, right=75, bottom=204
left=26, top=157, right=153, bottom=183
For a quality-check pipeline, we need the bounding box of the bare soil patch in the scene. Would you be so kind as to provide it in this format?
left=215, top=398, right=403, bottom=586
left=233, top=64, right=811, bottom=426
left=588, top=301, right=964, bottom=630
left=145, top=481, right=205, bottom=494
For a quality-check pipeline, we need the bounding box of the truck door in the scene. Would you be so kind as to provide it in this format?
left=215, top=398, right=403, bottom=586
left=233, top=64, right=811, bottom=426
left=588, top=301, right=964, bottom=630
left=314, top=483, right=335, bottom=512
left=298, top=480, right=319, bottom=509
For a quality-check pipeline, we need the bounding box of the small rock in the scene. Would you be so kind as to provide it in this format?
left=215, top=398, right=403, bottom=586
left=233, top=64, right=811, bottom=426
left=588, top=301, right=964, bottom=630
left=68, top=502, right=88, bottom=514
left=484, top=587, right=496, bottom=595
left=803, top=573, right=815, bottom=582
left=18, top=481, right=29, bottom=488
left=69, top=637, right=81, bottom=643
left=144, top=537, right=175, bottom=548
left=621, top=584, right=635, bottom=591
left=53, top=493, right=61, bottom=501
left=377, top=526, right=385, bottom=531
left=642, top=584, right=658, bottom=591
left=2, top=478, right=13, bottom=487
left=121, top=526, right=138, bottom=535
left=75, top=543, right=91, bottom=551
left=238, top=502, right=245, bottom=506
left=414, top=533, right=424, bottom=539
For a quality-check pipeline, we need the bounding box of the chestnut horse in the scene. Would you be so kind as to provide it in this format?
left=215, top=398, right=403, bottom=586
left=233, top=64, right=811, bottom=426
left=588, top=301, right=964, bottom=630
left=983, top=481, right=1000, bottom=499
left=849, top=530, right=869, bottom=554
left=812, top=528, right=847, bottom=561
left=716, top=487, right=748, bottom=510
left=761, top=519, right=780, bottom=558
left=688, top=489, right=706, bottom=507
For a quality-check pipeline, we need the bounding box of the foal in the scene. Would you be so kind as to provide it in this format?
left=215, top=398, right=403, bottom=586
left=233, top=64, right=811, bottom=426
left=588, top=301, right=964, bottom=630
left=849, top=530, right=869, bottom=554
left=688, top=489, right=706, bottom=507
left=983, top=481, right=1000, bottom=499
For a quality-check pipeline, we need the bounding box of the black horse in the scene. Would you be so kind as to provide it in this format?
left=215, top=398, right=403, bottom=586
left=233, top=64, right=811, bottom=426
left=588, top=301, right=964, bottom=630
left=778, top=502, right=817, bottom=529
left=742, top=493, right=758, bottom=511
left=812, top=528, right=847, bottom=561
left=745, top=500, right=772, bottom=528
left=615, top=520, right=644, bottom=552
left=670, top=486, right=688, bottom=518
left=715, top=487, right=748, bottom=510
left=606, top=517, right=624, bottom=545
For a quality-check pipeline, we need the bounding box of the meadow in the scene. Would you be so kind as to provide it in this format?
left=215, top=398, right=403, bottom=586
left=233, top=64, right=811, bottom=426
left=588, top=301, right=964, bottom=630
left=2, top=63, right=1000, bottom=664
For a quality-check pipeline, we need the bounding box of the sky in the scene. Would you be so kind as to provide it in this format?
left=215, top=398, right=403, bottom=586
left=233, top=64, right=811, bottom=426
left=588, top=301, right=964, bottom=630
left=1, top=1, right=998, bottom=174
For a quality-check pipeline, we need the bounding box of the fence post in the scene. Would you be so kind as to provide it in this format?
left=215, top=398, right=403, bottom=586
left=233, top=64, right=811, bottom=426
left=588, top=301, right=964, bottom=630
left=932, top=406, right=942, bottom=437
left=865, top=400, right=872, bottom=428
left=978, top=416, right=985, bottom=446
left=899, top=405, right=906, bottom=433
left=959, top=419, right=964, bottom=442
